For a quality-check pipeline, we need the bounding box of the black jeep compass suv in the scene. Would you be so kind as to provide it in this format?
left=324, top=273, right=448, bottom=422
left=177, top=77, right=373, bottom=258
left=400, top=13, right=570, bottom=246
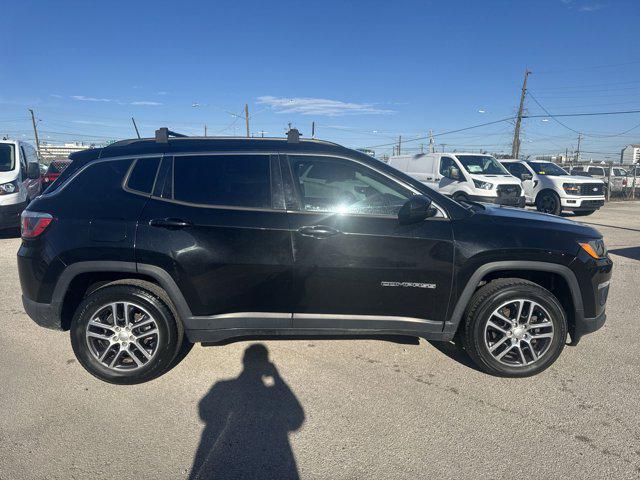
left=18, top=129, right=612, bottom=383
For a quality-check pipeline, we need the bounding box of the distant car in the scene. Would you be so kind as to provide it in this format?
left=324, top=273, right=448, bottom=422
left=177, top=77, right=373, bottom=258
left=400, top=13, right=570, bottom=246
left=42, top=160, right=71, bottom=189
left=500, top=160, right=605, bottom=216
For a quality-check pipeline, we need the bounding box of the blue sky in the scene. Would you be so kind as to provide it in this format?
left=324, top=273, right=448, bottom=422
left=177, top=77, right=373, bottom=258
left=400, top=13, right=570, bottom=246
left=2, top=0, right=640, bottom=160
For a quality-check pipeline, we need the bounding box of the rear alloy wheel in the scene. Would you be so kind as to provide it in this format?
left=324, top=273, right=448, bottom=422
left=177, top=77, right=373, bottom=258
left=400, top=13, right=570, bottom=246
left=71, top=285, right=181, bottom=384
left=536, top=191, right=562, bottom=215
left=462, top=278, right=567, bottom=377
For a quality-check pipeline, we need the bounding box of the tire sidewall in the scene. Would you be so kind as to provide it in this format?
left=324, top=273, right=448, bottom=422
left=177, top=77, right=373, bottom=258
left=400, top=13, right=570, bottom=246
left=470, top=285, right=567, bottom=377
left=536, top=191, right=562, bottom=216
left=70, top=285, right=178, bottom=384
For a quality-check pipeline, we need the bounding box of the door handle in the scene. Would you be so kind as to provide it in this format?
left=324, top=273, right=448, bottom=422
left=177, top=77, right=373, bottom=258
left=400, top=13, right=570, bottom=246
left=297, top=225, right=341, bottom=239
left=149, top=218, right=192, bottom=230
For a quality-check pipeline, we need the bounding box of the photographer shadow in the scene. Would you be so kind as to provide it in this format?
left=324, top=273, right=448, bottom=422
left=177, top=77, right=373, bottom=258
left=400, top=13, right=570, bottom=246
left=189, top=344, right=305, bottom=480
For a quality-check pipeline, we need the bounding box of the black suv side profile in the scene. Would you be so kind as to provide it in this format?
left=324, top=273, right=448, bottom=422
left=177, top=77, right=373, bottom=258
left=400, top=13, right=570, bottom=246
left=18, top=129, right=612, bottom=383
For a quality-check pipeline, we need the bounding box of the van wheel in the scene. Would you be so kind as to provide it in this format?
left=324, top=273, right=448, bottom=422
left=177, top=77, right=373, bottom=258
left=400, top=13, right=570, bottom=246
left=453, top=192, right=469, bottom=204
left=536, top=191, right=561, bottom=215
left=70, top=285, right=181, bottom=384
left=572, top=210, right=596, bottom=217
left=461, top=278, right=567, bottom=377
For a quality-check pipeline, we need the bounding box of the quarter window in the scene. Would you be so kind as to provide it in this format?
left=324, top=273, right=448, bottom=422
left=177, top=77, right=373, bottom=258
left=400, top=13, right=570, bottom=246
left=126, top=157, right=161, bottom=194
left=173, top=155, right=271, bottom=208
left=289, top=156, right=410, bottom=215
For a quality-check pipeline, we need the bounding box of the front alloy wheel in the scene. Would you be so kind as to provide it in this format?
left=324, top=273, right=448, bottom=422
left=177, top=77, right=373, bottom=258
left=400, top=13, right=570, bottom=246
left=462, top=278, right=567, bottom=377
left=484, top=299, right=554, bottom=367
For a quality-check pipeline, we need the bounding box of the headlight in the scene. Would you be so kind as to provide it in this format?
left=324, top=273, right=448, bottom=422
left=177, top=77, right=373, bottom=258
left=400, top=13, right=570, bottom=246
left=579, top=239, right=607, bottom=259
left=563, top=183, right=580, bottom=195
left=473, top=179, right=493, bottom=190
left=0, top=182, right=17, bottom=195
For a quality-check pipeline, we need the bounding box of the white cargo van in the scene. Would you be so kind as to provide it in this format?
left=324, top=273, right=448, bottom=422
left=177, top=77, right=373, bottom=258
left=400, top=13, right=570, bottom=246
left=0, top=139, right=41, bottom=230
left=388, top=152, right=525, bottom=207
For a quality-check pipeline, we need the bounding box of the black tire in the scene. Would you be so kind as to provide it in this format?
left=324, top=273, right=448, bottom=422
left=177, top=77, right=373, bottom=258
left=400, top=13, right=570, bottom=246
left=453, top=192, right=469, bottom=204
left=535, top=190, right=562, bottom=215
left=70, top=284, right=182, bottom=384
left=572, top=210, right=596, bottom=217
left=461, top=278, right=568, bottom=377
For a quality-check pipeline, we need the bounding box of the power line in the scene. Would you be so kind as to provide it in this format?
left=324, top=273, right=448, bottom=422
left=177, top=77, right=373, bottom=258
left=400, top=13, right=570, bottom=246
left=364, top=117, right=516, bottom=149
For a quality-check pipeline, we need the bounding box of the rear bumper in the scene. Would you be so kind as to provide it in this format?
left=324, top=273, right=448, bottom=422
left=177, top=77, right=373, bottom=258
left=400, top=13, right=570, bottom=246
left=0, top=200, right=27, bottom=229
left=22, top=295, right=62, bottom=330
left=469, top=195, right=526, bottom=208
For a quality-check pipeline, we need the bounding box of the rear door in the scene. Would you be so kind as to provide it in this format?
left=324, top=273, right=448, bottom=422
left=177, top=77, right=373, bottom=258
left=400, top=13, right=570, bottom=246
left=135, top=153, right=293, bottom=321
left=282, top=153, right=454, bottom=328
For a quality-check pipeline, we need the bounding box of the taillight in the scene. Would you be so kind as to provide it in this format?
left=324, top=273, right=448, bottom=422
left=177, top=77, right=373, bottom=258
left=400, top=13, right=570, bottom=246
left=21, top=211, right=53, bottom=239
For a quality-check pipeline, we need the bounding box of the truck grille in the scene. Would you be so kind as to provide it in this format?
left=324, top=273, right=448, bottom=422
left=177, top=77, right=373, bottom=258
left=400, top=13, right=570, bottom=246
left=497, top=185, right=522, bottom=198
left=580, top=183, right=604, bottom=196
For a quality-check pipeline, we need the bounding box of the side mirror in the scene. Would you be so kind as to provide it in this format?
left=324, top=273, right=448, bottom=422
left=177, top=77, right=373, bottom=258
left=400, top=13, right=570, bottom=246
left=26, top=163, right=40, bottom=180
left=521, top=173, right=533, bottom=181
left=398, top=195, right=433, bottom=225
left=449, top=167, right=461, bottom=181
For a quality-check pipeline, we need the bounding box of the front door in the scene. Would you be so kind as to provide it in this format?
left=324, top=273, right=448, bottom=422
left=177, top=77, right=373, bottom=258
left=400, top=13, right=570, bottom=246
left=282, top=154, right=454, bottom=328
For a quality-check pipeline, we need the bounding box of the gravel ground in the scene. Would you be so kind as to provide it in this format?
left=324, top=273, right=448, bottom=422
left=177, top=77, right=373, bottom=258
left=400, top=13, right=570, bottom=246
left=0, top=202, right=639, bottom=479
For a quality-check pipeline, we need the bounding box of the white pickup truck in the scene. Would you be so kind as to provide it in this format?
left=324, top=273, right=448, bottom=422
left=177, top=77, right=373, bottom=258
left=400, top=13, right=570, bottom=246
left=500, top=160, right=605, bottom=216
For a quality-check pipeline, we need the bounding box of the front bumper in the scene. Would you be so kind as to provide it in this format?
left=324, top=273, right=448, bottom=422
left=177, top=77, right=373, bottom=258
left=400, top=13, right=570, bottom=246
left=22, top=295, right=63, bottom=330
left=469, top=194, right=526, bottom=208
left=571, top=309, right=606, bottom=345
left=561, top=196, right=605, bottom=210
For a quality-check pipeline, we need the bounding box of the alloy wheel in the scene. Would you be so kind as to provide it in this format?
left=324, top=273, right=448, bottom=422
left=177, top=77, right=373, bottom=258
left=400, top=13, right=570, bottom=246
left=484, top=299, right=554, bottom=367
left=85, top=302, right=160, bottom=371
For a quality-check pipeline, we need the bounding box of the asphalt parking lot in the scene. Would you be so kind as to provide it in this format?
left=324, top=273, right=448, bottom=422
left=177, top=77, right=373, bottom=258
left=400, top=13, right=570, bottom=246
left=1, top=202, right=639, bottom=480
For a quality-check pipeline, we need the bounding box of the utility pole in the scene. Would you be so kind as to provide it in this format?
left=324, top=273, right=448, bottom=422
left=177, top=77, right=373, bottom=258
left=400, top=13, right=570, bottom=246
left=397, top=135, right=402, bottom=156
left=420, top=144, right=424, bottom=154
left=244, top=104, right=250, bottom=138
left=511, top=69, right=531, bottom=159
left=204, top=124, right=208, bottom=137
left=28, top=109, right=41, bottom=159
left=428, top=129, right=435, bottom=153
left=575, top=133, right=582, bottom=164
left=131, top=117, right=141, bottom=139
left=311, top=121, right=316, bottom=139
left=441, top=144, right=447, bottom=153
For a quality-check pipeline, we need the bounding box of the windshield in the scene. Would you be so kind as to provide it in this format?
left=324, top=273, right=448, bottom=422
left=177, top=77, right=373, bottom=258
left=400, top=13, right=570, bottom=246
left=0, top=143, right=16, bottom=172
left=456, top=155, right=509, bottom=175
left=527, top=162, right=569, bottom=176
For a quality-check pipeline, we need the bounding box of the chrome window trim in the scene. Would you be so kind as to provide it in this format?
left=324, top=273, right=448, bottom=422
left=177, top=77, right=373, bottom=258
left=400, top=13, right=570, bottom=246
left=41, top=150, right=447, bottom=219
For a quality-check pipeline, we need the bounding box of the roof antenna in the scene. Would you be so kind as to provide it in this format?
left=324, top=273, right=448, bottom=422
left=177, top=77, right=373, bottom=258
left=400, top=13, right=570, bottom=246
left=287, top=127, right=301, bottom=144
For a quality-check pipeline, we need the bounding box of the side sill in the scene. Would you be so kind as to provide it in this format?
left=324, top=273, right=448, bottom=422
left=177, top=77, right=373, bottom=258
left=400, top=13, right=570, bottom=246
left=186, top=327, right=452, bottom=344
left=184, top=312, right=449, bottom=343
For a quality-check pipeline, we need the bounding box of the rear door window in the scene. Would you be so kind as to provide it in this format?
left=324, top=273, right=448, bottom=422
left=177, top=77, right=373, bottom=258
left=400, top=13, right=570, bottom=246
left=172, top=155, right=271, bottom=208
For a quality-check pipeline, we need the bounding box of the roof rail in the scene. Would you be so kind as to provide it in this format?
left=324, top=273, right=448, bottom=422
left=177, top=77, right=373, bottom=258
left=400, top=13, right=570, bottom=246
left=155, top=127, right=188, bottom=143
